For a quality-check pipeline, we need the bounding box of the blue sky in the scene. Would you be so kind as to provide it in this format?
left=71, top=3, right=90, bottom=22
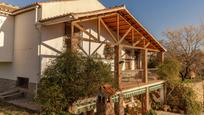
left=1, top=0, right=204, bottom=40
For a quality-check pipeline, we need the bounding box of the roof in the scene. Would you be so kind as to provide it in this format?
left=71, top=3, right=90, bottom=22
left=11, top=0, right=88, bottom=15
left=12, top=2, right=41, bottom=15
left=100, top=84, right=116, bottom=96
left=0, top=2, right=19, bottom=15
left=40, top=5, right=166, bottom=52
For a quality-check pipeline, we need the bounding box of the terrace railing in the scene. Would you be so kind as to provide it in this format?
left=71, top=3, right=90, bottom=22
left=121, top=68, right=159, bottom=84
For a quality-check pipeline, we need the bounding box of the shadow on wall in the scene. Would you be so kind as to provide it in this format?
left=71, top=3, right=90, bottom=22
left=0, top=14, right=14, bottom=62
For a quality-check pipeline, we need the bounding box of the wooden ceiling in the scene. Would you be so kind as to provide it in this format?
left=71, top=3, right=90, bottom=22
left=73, top=7, right=166, bottom=52
left=101, top=12, right=158, bottom=50
left=40, top=5, right=166, bottom=52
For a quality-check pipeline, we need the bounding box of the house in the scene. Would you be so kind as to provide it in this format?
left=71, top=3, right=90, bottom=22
left=0, top=0, right=166, bottom=114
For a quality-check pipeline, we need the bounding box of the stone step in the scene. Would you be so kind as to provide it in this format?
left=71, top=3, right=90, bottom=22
left=0, top=91, right=24, bottom=100
left=0, top=88, right=19, bottom=96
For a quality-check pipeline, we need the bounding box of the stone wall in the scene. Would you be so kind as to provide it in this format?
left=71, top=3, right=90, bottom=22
left=0, top=78, right=16, bottom=92
left=187, top=81, right=204, bottom=104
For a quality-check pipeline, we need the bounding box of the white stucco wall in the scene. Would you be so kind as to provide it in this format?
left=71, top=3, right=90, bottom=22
left=79, top=20, right=129, bottom=71
left=0, top=15, right=14, bottom=62
left=0, top=10, right=40, bottom=83
left=40, top=0, right=105, bottom=19
left=13, top=10, right=40, bottom=83
left=40, top=23, right=65, bottom=73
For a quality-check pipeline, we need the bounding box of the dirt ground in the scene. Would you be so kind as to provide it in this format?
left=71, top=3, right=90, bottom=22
left=156, top=111, right=182, bottom=115
left=0, top=101, right=39, bottom=115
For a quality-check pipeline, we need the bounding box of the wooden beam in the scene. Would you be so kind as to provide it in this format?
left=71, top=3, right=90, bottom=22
left=97, top=18, right=101, bottom=41
left=115, top=26, right=132, bottom=45
left=78, top=44, right=89, bottom=56
left=100, top=18, right=117, bottom=43
left=132, top=29, right=134, bottom=46
left=88, top=29, right=91, bottom=55
left=71, top=22, right=74, bottom=38
left=114, top=45, right=122, bottom=89
left=81, top=37, right=108, bottom=44
left=91, top=39, right=107, bottom=56
left=121, top=44, right=160, bottom=52
left=73, top=13, right=117, bottom=23
left=117, top=14, right=120, bottom=41
left=118, top=13, right=144, bottom=38
left=118, top=13, right=155, bottom=48
left=157, top=52, right=165, bottom=64
left=142, top=49, right=148, bottom=83
left=133, top=37, right=144, bottom=46
left=144, top=42, right=151, bottom=48
left=73, top=23, right=98, bottom=41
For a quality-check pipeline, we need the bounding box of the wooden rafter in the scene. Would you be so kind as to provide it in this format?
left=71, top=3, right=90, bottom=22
left=72, top=11, right=161, bottom=52
left=133, top=37, right=144, bottom=46
left=100, top=18, right=117, bottom=43
left=73, top=23, right=98, bottom=41
left=78, top=44, right=89, bottom=56
left=131, top=29, right=134, bottom=46
left=121, top=44, right=160, bottom=52
left=91, top=39, right=107, bottom=56
left=117, top=13, right=154, bottom=47
left=88, top=29, right=91, bottom=55
left=117, top=14, right=120, bottom=41
left=144, top=42, right=151, bottom=48
left=97, top=18, right=101, bottom=41
left=116, top=26, right=132, bottom=45
left=81, top=37, right=109, bottom=44
left=73, top=13, right=117, bottom=23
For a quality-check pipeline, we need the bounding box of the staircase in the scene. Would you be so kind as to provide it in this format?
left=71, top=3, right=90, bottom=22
left=0, top=88, right=24, bottom=100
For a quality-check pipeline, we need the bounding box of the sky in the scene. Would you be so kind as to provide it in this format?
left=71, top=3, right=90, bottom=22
left=1, top=0, right=204, bottom=40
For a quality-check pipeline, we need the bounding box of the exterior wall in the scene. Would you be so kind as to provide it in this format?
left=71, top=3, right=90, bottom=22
left=40, top=23, right=65, bottom=73
left=0, top=15, right=14, bottom=62
left=40, top=0, right=105, bottom=19
left=79, top=20, right=128, bottom=71
left=13, top=10, right=40, bottom=83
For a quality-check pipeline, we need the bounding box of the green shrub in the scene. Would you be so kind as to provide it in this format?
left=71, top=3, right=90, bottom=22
left=145, top=109, right=157, bottom=115
left=156, top=58, right=202, bottom=115
left=37, top=50, right=113, bottom=114
left=157, top=59, right=181, bottom=81
left=167, top=82, right=202, bottom=115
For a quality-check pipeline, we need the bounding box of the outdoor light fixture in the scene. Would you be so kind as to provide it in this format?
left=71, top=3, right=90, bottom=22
left=119, top=60, right=124, bottom=64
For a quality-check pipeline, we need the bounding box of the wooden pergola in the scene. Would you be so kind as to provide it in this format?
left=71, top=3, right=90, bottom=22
left=40, top=5, right=166, bottom=114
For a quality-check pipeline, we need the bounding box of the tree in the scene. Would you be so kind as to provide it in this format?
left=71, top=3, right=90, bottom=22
left=157, top=59, right=202, bottom=115
left=163, top=25, right=204, bottom=80
left=37, top=50, right=113, bottom=114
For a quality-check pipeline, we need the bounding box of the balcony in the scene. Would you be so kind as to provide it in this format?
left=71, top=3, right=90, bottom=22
left=121, top=68, right=161, bottom=89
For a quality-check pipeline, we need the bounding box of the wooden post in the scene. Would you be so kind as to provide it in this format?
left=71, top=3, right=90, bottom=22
left=160, top=85, right=165, bottom=105
left=142, top=88, right=150, bottom=113
left=114, top=45, right=122, bottom=89
left=87, top=110, right=94, bottom=115
left=142, top=49, right=148, bottom=83
left=114, top=45, right=124, bottom=115
left=114, top=94, right=124, bottom=115
left=141, top=49, right=150, bottom=113
left=70, top=22, right=79, bottom=51
left=157, top=52, right=164, bottom=64
left=162, top=83, right=167, bottom=104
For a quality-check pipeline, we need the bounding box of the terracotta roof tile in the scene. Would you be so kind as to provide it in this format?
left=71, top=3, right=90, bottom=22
left=0, top=2, right=19, bottom=14
left=101, top=84, right=116, bottom=96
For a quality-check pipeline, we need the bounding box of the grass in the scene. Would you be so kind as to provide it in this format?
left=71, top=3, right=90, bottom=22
left=0, top=101, right=39, bottom=115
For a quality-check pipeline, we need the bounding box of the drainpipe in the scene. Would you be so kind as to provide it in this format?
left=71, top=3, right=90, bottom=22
left=34, top=5, right=41, bottom=97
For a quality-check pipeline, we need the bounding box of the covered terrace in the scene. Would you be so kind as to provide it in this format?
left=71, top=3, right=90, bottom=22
left=40, top=5, right=166, bottom=114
